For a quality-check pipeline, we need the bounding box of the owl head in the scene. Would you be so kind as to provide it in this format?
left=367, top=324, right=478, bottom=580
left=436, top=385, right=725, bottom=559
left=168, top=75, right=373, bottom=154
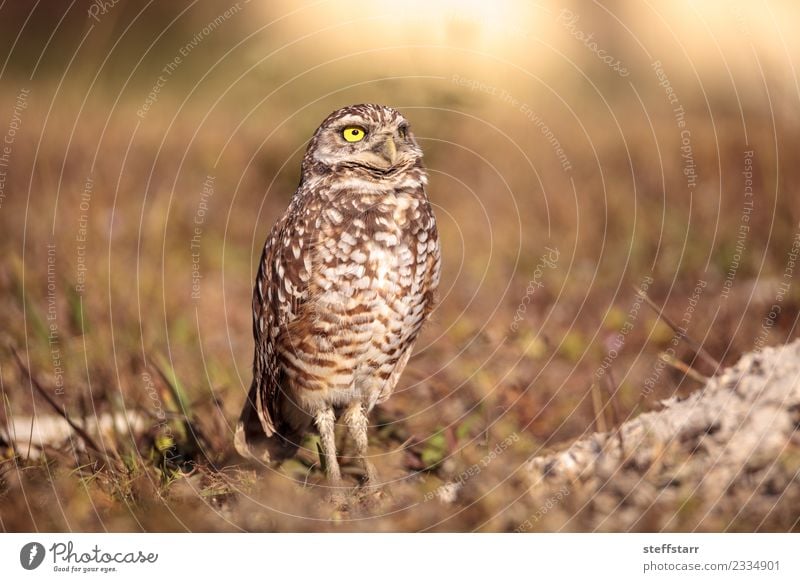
left=303, top=104, right=423, bottom=175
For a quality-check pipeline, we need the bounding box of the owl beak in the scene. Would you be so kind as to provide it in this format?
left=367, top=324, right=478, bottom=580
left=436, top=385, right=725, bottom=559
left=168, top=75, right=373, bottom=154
left=381, top=136, right=398, bottom=166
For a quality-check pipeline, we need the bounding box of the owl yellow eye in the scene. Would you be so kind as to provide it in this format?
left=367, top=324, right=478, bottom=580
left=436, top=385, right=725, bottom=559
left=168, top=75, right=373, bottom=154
left=343, top=126, right=366, bottom=142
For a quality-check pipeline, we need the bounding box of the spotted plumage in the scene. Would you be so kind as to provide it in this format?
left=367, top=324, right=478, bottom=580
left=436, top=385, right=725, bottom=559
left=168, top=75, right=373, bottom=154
left=235, top=104, right=440, bottom=492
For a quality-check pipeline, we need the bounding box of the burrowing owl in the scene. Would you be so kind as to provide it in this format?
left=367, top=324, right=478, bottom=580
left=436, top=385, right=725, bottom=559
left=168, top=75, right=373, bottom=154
left=235, top=104, right=440, bottom=494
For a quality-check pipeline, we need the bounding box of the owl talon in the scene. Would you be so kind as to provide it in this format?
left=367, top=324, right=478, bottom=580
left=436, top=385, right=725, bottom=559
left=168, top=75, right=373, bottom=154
left=325, top=488, right=348, bottom=507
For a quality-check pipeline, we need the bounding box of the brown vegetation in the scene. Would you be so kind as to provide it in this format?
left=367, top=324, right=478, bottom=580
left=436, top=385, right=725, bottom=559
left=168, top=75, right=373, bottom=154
left=0, top=1, right=798, bottom=531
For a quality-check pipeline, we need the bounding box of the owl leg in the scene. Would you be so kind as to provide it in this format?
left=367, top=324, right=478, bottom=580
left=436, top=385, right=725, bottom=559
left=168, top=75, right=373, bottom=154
left=314, top=408, right=343, bottom=497
left=342, top=402, right=378, bottom=487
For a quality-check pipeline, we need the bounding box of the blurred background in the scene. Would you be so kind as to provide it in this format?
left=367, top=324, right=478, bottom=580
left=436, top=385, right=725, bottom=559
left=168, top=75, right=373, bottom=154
left=0, top=0, right=798, bottom=531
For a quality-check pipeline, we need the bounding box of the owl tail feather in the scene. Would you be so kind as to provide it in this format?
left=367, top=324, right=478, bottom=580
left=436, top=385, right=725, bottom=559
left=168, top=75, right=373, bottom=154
left=234, top=381, right=299, bottom=464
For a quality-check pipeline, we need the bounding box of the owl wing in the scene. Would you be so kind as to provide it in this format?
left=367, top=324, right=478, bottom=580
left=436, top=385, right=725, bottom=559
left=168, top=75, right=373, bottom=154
left=234, top=197, right=314, bottom=461
left=378, top=198, right=441, bottom=403
left=421, top=205, right=442, bottom=319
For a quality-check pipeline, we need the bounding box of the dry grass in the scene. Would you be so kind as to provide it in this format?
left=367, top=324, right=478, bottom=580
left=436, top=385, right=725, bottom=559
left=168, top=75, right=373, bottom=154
left=0, top=0, right=799, bottom=531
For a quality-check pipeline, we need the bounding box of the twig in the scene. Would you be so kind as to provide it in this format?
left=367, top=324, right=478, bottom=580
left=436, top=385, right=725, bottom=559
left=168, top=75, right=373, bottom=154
left=12, top=349, right=109, bottom=460
left=303, top=460, right=321, bottom=488
left=26, top=405, right=34, bottom=461
left=590, top=383, right=608, bottom=434
left=393, top=435, right=416, bottom=453
left=634, top=286, right=722, bottom=372
left=603, top=369, right=626, bottom=457
left=659, top=351, right=709, bottom=385
left=151, top=355, right=207, bottom=461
